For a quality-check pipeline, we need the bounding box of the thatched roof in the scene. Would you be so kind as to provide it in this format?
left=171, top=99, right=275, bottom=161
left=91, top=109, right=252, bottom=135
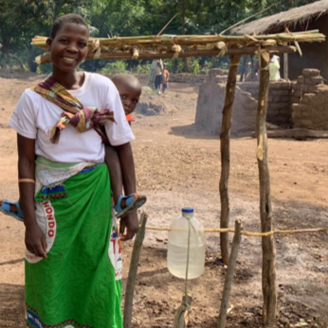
left=232, top=0, right=328, bottom=35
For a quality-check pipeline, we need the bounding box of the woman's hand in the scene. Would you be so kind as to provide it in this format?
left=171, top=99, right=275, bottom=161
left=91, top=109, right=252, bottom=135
left=120, top=210, right=139, bottom=241
left=25, top=222, right=48, bottom=258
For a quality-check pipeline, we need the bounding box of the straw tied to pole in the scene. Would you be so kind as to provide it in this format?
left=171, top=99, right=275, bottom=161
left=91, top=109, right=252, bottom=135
left=31, top=30, right=325, bottom=64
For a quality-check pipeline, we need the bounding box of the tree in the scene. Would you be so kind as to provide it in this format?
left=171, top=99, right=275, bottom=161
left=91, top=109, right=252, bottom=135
left=0, top=0, right=91, bottom=72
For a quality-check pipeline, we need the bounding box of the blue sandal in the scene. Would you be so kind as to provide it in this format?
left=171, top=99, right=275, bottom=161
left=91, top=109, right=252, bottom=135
left=0, top=199, right=24, bottom=222
left=114, top=194, right=147, bottom=218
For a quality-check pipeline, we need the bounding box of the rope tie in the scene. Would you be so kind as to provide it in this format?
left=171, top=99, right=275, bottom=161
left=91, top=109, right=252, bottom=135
left=261, top=64, right=270, bottom=71
left=142, top=225, right=327, bottom=237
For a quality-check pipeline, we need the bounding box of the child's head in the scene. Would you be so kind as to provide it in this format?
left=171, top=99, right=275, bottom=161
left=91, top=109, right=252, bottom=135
left=46, top=14, right=89, bottom=73
left=111, top=74, right=142, bottom=115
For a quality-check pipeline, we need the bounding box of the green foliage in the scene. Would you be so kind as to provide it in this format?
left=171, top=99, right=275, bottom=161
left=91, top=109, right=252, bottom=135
left=37, top=63, right=53, bottom=74
left=100, top=61, right=128, bottom=75
left=131, top=63, right=152, bottom=74
left=0, top=0, right=321, bottom=73
left=199, top=60, right=213, bottom=75
left=164, top=59, right=185, bottom=74
left=190, top=58, right=200, bottom=75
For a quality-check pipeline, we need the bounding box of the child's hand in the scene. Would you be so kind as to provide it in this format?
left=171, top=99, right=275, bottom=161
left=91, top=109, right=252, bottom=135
left=120, top=210, right=138, bottom=241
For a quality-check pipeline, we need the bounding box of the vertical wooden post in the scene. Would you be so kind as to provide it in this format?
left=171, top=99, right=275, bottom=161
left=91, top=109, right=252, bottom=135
left=219, top=55, right=241, bottom=265
left=239, top=55, right=247, bottom=82
left=283, top=43, right=288, bottom=80
left=218, top=220, right=242, bottom=328
left=256, top=50, right=277, bottom=327
left=124, top=213, right=148, bottom=328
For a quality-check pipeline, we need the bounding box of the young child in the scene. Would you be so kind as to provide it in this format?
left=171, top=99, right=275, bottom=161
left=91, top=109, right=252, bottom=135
left=111, top=73, right=141, bottom=125
left=105, top=73, right=144, bottom=217
left=162, top=64, right=170, bottom=94
left=0, top=73, right=145, bottom=221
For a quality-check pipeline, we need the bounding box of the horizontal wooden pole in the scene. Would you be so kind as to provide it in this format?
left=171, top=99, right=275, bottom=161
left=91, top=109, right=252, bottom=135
left=35, top=45, right=297, bottom=64
left=31, top=30, right=325, bottom=49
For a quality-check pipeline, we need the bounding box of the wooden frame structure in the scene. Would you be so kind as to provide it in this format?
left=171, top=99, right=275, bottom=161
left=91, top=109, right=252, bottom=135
left=32, top=31, right=323, bottom=63
left=33, top=30, right=325, bottom=327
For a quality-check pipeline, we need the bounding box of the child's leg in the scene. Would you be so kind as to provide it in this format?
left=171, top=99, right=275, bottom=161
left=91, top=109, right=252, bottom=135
left=104, top=144, right=123, bottom=206
left=104, top=144, right=147, bottom=218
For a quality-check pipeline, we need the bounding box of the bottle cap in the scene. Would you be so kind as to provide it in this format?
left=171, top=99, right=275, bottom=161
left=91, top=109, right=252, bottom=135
left=182, top=207, right=194, bottom=213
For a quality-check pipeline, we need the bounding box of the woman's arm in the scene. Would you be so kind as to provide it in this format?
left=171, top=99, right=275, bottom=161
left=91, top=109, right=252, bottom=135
left=17, top=134, right=47, bottom=258
left=115, top=142, right=138, bottom=240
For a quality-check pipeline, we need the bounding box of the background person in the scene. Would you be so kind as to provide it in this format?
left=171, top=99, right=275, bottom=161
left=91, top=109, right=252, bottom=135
left=162, top=64, right=170, bottom=94
left=154, top=59, right=163, bottom=92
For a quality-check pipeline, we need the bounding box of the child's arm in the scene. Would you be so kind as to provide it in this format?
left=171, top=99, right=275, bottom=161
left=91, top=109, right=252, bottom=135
left=115, top=142, right=138, bottom=240
left=17, top=134, right=47, bottom=258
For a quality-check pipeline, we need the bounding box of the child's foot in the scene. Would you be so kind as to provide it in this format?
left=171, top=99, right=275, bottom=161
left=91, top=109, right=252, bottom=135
left=114, top=193, right=147, bottom=219
left=0, top=200, right=24, bottom=222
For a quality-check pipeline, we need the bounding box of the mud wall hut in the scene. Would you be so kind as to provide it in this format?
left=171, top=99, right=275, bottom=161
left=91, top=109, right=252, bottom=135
left=232, top=0, right=328, bottom=81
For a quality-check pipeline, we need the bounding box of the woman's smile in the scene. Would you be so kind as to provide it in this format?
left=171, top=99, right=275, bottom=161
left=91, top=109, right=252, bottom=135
left=62, top=57, right=77, bottom=63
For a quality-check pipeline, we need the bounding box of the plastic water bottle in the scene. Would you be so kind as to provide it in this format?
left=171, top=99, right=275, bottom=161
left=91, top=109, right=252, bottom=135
left=167, top=208, right=206, bottom=279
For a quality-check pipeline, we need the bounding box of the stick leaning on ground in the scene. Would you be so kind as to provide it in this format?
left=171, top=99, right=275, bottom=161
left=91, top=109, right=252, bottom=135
left=218, top=220, right=242, bottom=328
left=123, top=212, right=148, bottom=328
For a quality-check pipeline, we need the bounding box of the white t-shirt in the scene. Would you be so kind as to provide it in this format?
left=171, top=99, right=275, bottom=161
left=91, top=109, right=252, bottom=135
left=8, top=72, right=135, bottom=163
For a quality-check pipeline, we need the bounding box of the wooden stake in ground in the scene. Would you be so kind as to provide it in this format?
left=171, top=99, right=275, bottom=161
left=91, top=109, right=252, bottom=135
left=123, top=213, right=148, bottom=328
left=218, top=220, right=242, bottom=328
left=219, top=55, right=241, bottom=265
left=174, top=295, right=192, bottom=328
left=256, top=50, right=277, bottom=327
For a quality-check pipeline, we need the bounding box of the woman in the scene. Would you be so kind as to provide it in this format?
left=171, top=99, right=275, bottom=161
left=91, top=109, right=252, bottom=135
left=154, top=60, right=163, bottom=92
left=9, top=14, right=137, bottom=327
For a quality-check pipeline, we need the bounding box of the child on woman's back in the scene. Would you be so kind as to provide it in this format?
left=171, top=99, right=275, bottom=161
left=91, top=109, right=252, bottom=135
left=106, top=73, right=145, bottom=217
left=0, top=73, right=145, bottom=221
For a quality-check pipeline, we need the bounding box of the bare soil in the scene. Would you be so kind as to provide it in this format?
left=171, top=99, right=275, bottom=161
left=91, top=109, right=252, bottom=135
left=0, top=74, right=327, bottom=328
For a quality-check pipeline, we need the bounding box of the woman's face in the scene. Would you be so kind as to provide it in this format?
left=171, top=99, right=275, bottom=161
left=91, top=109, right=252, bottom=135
left=47, top=22, right=89, bottom=74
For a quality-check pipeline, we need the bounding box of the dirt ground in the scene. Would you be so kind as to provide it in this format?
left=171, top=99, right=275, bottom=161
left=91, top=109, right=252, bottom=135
left=0, top=74, right=328, bottom=328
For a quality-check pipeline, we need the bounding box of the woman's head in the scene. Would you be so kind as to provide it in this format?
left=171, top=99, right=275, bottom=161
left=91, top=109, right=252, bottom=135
left=50, top=14, right=89, bottom=39
left=47, top=14, right=89, bottom=74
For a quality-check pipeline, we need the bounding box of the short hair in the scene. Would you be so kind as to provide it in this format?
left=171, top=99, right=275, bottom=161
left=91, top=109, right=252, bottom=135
left=111, top=73, right=141, bottom=92
left=50, top=14, right=89, bottom=39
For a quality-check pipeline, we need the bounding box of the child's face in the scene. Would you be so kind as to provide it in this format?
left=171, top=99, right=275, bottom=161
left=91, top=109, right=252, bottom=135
left=47, top=23, right=89, bottom=74
left=116, top=83, right=141, bottom=115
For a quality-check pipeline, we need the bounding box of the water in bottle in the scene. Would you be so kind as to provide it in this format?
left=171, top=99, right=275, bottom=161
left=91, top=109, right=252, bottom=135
left=167, top=208, right=205, bottom=279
